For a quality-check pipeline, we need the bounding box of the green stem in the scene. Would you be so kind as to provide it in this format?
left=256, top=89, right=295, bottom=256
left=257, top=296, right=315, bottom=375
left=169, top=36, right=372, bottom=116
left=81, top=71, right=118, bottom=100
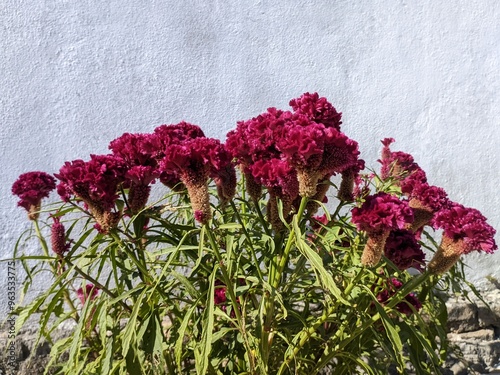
left=277, top=266, right=365, bottom=374
left=33, top=220, right=79, bottom=320
left=63, top=258, right=134, bottom=315
left=229, top=200, right=263, bottom=281
left=204, top=224, right=257, bottom=373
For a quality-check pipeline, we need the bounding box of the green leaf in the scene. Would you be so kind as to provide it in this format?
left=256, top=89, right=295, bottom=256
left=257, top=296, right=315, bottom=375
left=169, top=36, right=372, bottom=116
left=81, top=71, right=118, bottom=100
left=122, top=289, right=146, bottom=358
left=292, top=218, right=350, bottom=306
left=372, top=298, right=405, bottom=371
left=195, top=266, right=218, bottom=375
left=175, top=302, right=198, bottom=372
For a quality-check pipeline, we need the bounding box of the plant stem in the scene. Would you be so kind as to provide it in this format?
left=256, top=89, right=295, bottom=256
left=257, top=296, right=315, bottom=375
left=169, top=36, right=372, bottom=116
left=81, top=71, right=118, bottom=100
left=33, top=220, right=79, bottom=321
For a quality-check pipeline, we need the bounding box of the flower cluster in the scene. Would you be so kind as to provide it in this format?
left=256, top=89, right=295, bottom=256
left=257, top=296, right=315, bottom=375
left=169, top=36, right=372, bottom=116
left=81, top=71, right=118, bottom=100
left=384, top=229, right=425, bottom=271
left=377, top=139, right=497, bottom=274
left=227, top=93, right=363, bottom=230
left=11, top=171, right=56, bottom=220
left=351, top=192, right=414, bottom=266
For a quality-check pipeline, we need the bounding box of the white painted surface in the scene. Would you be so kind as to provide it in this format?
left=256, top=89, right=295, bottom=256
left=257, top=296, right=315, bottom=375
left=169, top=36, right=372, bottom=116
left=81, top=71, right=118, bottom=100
left=1, top=1, right=499, bottom=317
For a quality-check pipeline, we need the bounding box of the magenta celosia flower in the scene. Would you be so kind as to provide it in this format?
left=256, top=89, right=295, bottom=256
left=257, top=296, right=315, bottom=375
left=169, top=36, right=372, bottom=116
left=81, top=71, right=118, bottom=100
left=379, top=139, right=426, bottom=194
left=249, top=159, right=299, bottom=199
left=384, top=229, right=425, bottom=271
left=12, top=171, right=56, bottom=220
left=352, top=192, right=414, bottom=267
left=250, top=158, right=300, bottom=231
left=109, top=132, right=162, bottom=168
left=51, top=216, right=70, bottom=256
left=77, top=284, right=99, bottom=305
left=432, top=202, right=497, bottom=254
left=226, top=107, right=292, bottom=165
left=400, top=168, right=428, bottom=196
left=289, top=92, right=342, bottom=130
left=410, top=184, right=448, bottom=213
left=55, top=154, right=127, bottom=211
left=351, top=193, right=414, bottom=233
left=214, top=280, right=227, bottom=306
left=159, top=137, right=233, bottom=224
left=376, top=278, right=422, bottom=316
left=154, top=121, right=205, bottom=152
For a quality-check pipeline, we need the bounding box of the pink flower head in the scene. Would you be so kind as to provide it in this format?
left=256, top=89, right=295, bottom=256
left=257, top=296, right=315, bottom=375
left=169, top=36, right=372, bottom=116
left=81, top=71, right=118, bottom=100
left=214, top=280, right=227, bottom=306
left=277, top=120, right=326, bottom=170
left=249, top=158, right=299, bottom=199
left=379, top=139, right=426, bottom=189
left=319, top=128, right=362, bottom=176
left=432, top=202, right=497, bottom=254
left=226, top=107, right=292, bottom=165
left=12, top=171, right=56, bottom=219
left=289, top=92, right=342, bottom=131
left=55, top=154, right=127, bottom=212
left=160, top=138, right=231, bottom=182
left=384, top=229, right=425, bottom=271
left=109, top=132, right=162, bottom=168
left=77, top=284, right=99, bottom=305
left=410, top=183, right=449, bottom=212
left=351, top=192, right=414, bottom=234
left=154, top=122, right=205, bottom=151
left=400, top=168, right=428, bottom=196
left=51, top=216, right=70, bottom=256
left=376, top=278, right=422, bottom=316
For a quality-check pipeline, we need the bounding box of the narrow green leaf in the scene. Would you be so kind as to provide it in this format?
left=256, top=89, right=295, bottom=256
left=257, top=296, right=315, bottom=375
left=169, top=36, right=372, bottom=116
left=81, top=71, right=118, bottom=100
left=292, top=218, right=350, bottom=306
left=196, top=266, right=218, bottom=375
left=122, top=289, right=146, bottom=358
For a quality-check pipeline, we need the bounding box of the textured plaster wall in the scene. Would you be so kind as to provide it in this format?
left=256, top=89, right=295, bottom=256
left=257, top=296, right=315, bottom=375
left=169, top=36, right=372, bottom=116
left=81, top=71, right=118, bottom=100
left=1, top=1, right=499, bottom=318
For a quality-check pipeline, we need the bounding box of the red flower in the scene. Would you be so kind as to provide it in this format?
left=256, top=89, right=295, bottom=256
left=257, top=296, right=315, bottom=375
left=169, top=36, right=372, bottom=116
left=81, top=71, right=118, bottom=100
left=379, top=139, right=427, bottom=194
left=12, top=171, right=56, bottom=219
left=249, top=158, right=299, bottom=199
left=159, top=137, right=234, bottom=223
left=51, top=216, right=70, bottom=256
left=432, top=202, right=497, bottom=254
left=351, top=193, right=414, bottom=234
left=384, top=230, right=425, bottom=271
left=109, top=132, right=162, bottom=168
left=289, top=92, right=342, bottom=130
left=55, top=155, right=127, bottom=212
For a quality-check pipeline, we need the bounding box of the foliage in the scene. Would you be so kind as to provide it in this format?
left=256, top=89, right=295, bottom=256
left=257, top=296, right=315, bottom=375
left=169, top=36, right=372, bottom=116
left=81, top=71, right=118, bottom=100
left=6, top=93, right=497, bottom=374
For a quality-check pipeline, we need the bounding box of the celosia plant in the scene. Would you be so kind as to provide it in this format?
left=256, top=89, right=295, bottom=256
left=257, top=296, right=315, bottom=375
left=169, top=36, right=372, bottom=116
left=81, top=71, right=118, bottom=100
left=7, top=93, right=497, bottom=375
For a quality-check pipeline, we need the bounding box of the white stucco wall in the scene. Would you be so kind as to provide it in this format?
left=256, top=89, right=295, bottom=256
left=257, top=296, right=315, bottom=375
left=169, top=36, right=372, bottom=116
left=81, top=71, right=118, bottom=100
left=1, top=1, right=499, bottom=318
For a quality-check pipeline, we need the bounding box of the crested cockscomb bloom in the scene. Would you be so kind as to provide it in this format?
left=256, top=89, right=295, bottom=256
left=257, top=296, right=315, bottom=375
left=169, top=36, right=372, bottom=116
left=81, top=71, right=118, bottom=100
left=277, top=122, right=362, bottom=197
left=109, top=132, right=163, bottom=214
left=55, top=155, right=127, bottom=232
left=159, top=137, right=233, bottom=224
left=407, top=183, right=449, bottom=232
left=12, top=171, right=56, bottom=220
left=428, top=202, right=497, bottom=274
left=289, top=92, right=342, bottom=131
left=376, top=278, right=422, bottom=316
left=109, top=132, right=162, bottom=168
left=379, top=139, right=426, bottom=193
left=154, top=122, right=206, bottom=189
left=400, top=168, right=428, bottom=196
left=351, top=192, right=414, bottom=266
left=51, top=216, right=70, bottom=256
left=226, top=107, right=291, bottom=165
left=384, top=229, right=425, bottom=271
left=77, top=284, right=99, bottom=305
left=226, top=108, right=292, bottom=201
